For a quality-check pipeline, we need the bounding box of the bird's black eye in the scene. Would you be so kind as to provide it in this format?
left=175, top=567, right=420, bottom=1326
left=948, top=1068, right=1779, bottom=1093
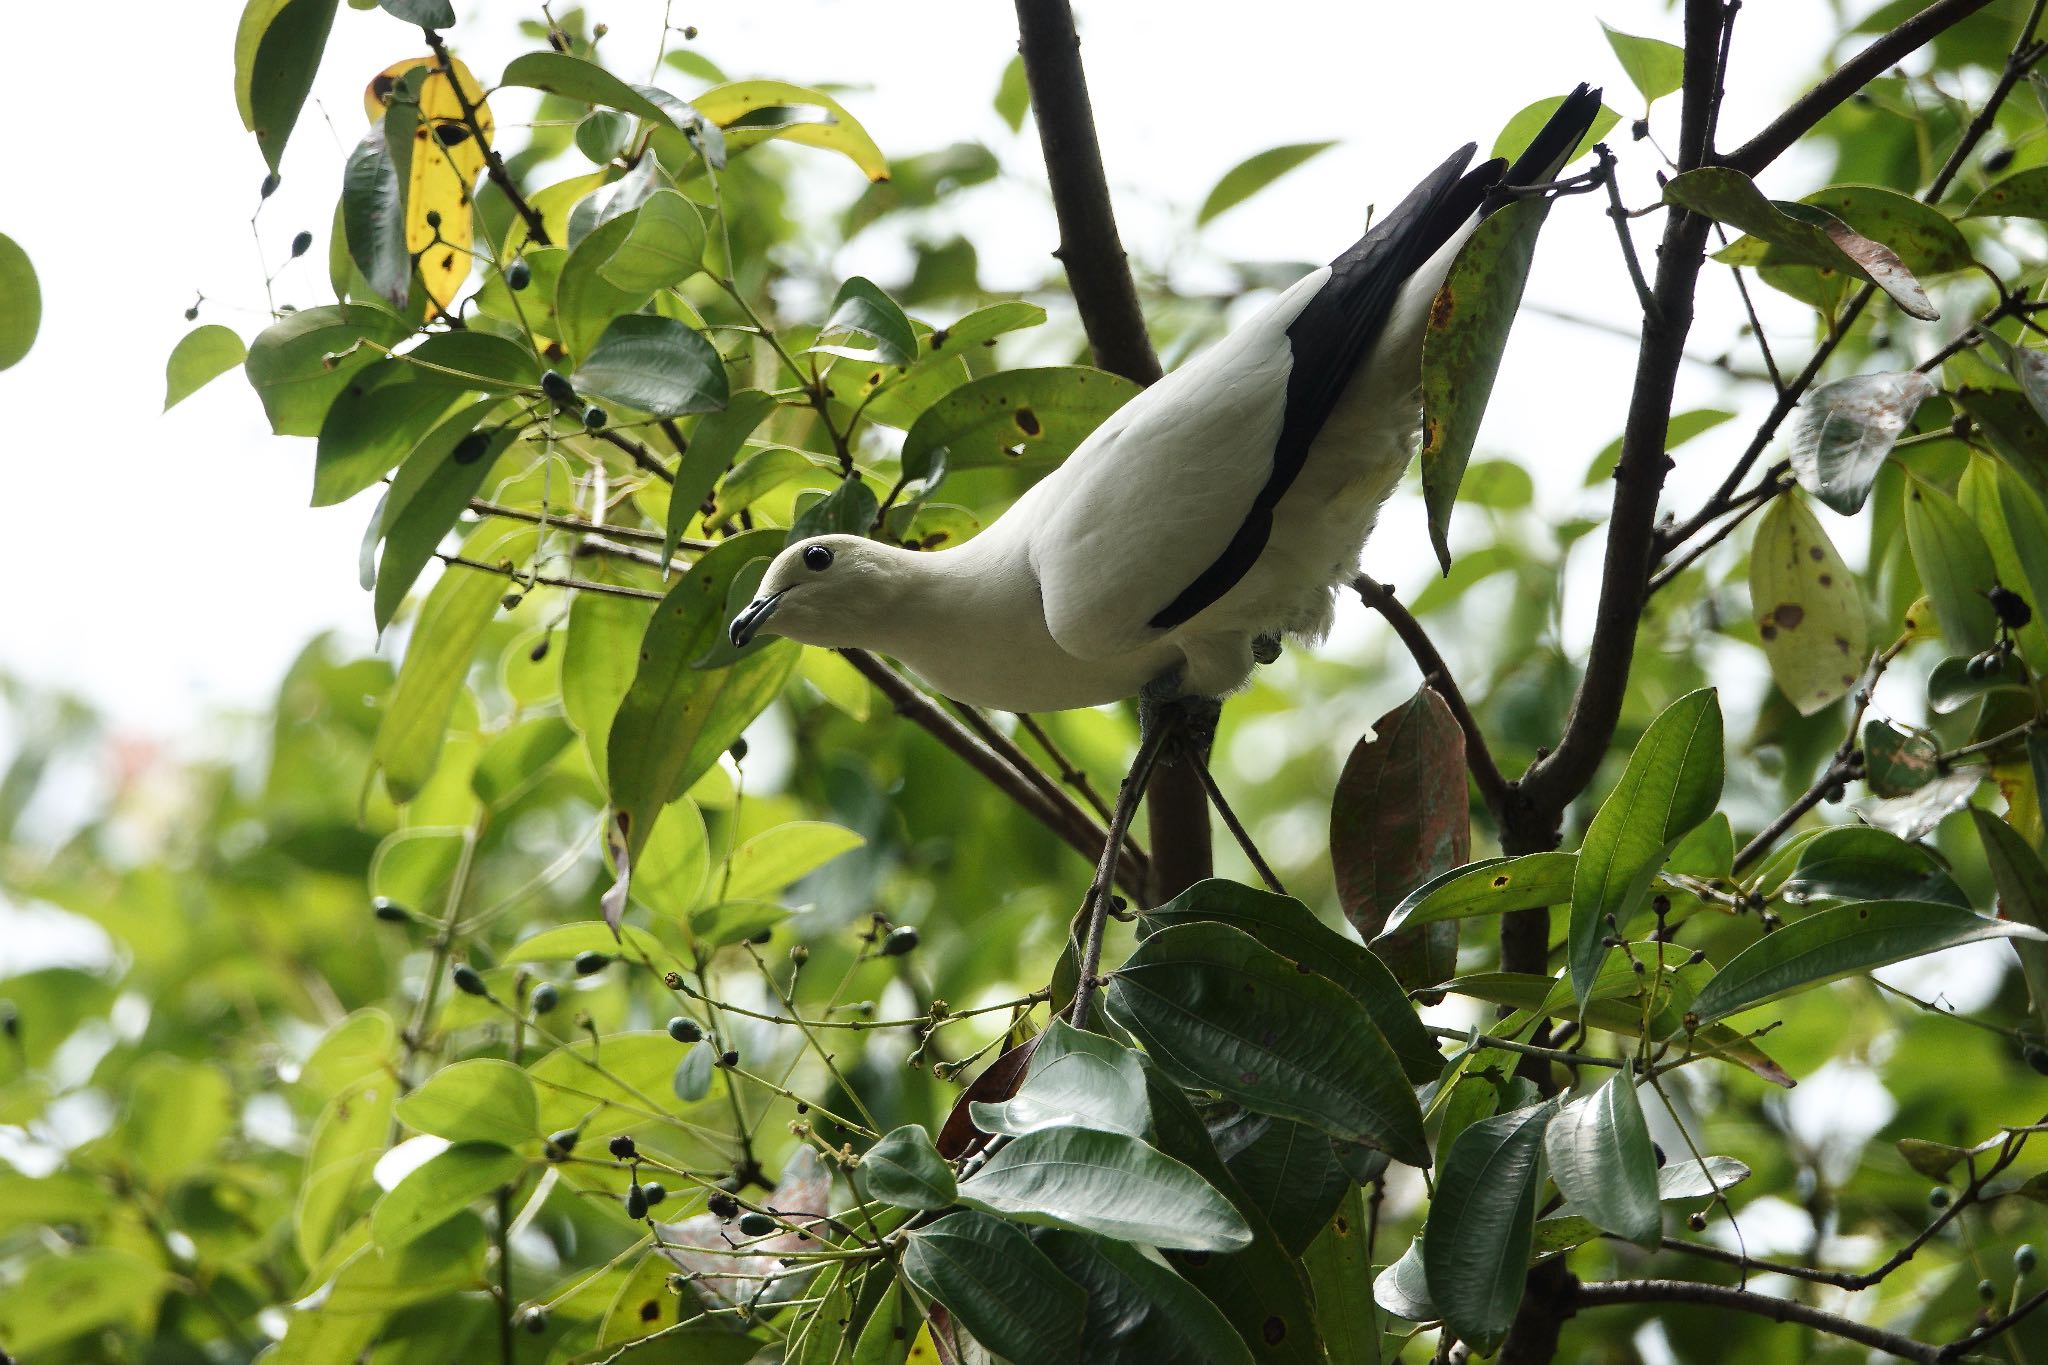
left=802, top=544, right=834, bottom=572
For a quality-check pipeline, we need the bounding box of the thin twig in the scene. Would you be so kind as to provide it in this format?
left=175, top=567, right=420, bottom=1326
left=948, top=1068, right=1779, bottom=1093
left=1353, top=576, right=1513, bottom=823
left=1571, top=1277, right=1943, bottom=1361
left=421, top=27, right=550, bottom=246
left=1424, top=1025, right=1626, bottom=1070
left=436, top=551, right=663, bottom=600
left=1071, top=713, right=1176, bottom=1030
left=1193, top=762, right=1285, bottom=894
left=1598, top=144, right=1658, bottom=320
left=470, top=497, right=716, bottom=551
left=1016, top=713, right=1114, bottom=821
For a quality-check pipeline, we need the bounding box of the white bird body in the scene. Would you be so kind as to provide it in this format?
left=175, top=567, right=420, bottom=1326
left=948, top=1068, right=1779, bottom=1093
left=730, top=90, right=1601, bottom=714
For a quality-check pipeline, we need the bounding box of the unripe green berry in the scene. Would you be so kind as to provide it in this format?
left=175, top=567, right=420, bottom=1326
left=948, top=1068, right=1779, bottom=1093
left=738, top=1212, right=775, bottom=1237
left=1981, top=1278, right=1999, bottom=1301
left=668, top=1016, right=703, bottom=1043
left=452, top=964, right=489, bottom=997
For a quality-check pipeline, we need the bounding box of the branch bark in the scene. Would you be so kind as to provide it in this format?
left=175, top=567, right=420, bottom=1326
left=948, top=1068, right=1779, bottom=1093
left=1571, top=1277, right=1944, bottom=1362
left=1013, top=0, right=1211, bottom=905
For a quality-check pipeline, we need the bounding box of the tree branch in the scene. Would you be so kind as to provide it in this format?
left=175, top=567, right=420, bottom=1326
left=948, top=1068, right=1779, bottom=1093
left=841, top=649, right=1147, bottom=896
left=1570, top=1277, right=1944, bottom=1362
left=1353, top=576, right=1513, bottom=824
left=1720, top=0, right=1999, bottom=178
left=421, top=27, right=550, bottom=247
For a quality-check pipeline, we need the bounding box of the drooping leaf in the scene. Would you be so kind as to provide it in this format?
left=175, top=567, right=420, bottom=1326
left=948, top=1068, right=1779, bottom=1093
left=970, top=1018, right=1150, bottom=1139
left=1664, top=167, right=1938, bottom=319
left=667, top=389, right=780, bottom=562
left=607, top=530, right=798, bottom=865
left=861, top=1125, right=957, bottom=1211
left=364, top=54, right=493, bottom=316
left=994, top=53, right=1030, bottom=131
left=811, top=276, right=918, bottom=366
left=1303, top=1187, right=1380, bottom=1365
left=1785, top=371, right=1934, bottom=515
left=692, top=79, right=889, bottom=180
left=597, top=189, right=706, bottom=294
left=164, top=324, right=246, bottom=409
left=1690, top=900, right=2048, bottom=1025
left=374, top=401, right=515, bottom=629
left=1602, top=23, right=1683, bottom=106
left=371, top=1143, right=525, bottom=1248
left=956, top=1126, right=1251, bottom=1251
left=1105, top=921, right=1428, bottom=1163
left=1140, top=879, right=1440, bottom=1084
left=394, top=1058, right=539, bottom=1147
left=1749, top=489, right=1867, bottom=715
left=1380, top=852, right=1577, bottom=937
left=1034, top=1230, right=1256, bottom=1365
left=900, top=366, right=1140, bottom=485
left=1374, top=1234, right=1437, bottom=1322
left=938, top=1035, right=1043, bottom=1161
left=722, top=821, right=866, bottom=902
left=1490, top=95, right=1618, bottom=164
left=1423, top=1103, right=1555, bottom=1355
left=244, top=303, right=414, bottom=438
left=1570, top=688, right=1723, bottom=1005
left=1197, top=142, right=1337, bottom=226
left=1776, top=825, right=1967, bottom=908
left=343, top=119, right=410, bottom=309
left=900, top=1211, right=1084, bottom=1365
left=1544, top=1074, right=1661, bottom=1248
left=573, top=314, right=729, bottom=419
left=1903, top=469, right=2000, bottom=656
left=235, top=0, right=341, bottom=171
left=1419, top=196, right=1552, bottom=572
left=1718, top=186, right=1974, bottom=288
left=1963, top=166, right=2048, bottom=219
left=373, top=519, right=537, bottom=801
left=1970, top=808, right=2048, bottom=1037
left=1332, top=687, right=1467, bottom=987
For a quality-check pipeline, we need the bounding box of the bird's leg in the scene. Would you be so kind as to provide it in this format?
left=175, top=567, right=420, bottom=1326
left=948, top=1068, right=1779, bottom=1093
left=1252, top=633, right=1283, bottom=666
left=1067, top=696, right=1183, bottom=1031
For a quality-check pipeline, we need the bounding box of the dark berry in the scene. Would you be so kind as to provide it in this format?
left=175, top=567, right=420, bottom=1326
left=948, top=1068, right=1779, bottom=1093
left=574, top=950, right=609, bottom=976
left=707, top=1192, right=740, bottom=1219
left=1688, top=1212, right=1708, bottom=1232
left=1985, top=652, right=2007, bottom=677
left=717, top=1050, right=739, bottom=1068
left=452, top=964, right=489, bottom=997
left=642, top=1182, right=666, bottom=1206
left=372, top=896, right=410, bottom=923
left=1652, top=1143, right=1667, bottom=1168
left=529, top=636, right=550, bottom=663
left=1981, top=1278, right=1999, bottom=1301
left=425, top=209, right=443, bottom=229
left=625, top=1184, right=648, bottom=1219
left=520, top=1306, right=548, bottom=1333
left=729, top=737, right=749, bottom=762
left=2019, top=1245, right=2038, bottom=1274
left=1929, top=1187, right=1952, bottom=1209
left=506, top=258, right=531, bottom=291
left=609, top=1135, right=637, bottom=1160
left=1990, top=585, right=2033, bottom=628
left=1823, top=782, right=1846, bottom=804
left=738, top=1212, right=775, bottom=1237
left=582, top=405, right=607, bottom=431
left=260, top=172, right=281, bottom=198
left=2026, top=1045, right=2048, bottom=1075
left=1968, top=654, right=1989, bottom=680
left=668, top=1016, right=703, bottom=1043
left=544, top=1129, right=578, bottom=1160
left=1986, top=146, right=2018, bottom=174
left=530, top=982, right=559, bottom=1014
left=289, top=230, right=312, bottom=258
left=541, top=370, right=578, bottom=407
left=880, top=926, right=920, bottom=958
left=183, top=305, right=199, bottom=321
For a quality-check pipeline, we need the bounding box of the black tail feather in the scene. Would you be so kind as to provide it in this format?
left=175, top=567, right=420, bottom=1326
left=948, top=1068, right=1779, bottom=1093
left=1500, top=83, right=1605, bottom=194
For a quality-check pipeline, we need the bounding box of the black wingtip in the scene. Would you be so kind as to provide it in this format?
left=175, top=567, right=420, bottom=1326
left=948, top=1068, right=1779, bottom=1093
left=1502, top=83, right=1605, bottom=190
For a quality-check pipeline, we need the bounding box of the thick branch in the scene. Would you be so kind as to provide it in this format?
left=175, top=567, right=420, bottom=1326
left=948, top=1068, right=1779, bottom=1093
left=421, top=28, right=550, bottom=247
left=1721, top=0, right=1999, bottom=177
left=1571, top=1278, right=1941, bottom=1362
left=842, top=650, right=1147, bottom=896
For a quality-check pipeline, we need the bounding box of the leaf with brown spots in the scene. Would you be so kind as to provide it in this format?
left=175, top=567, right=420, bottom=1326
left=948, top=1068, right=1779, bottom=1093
left=364, top=55, right=492, bottom=317
left=1749, top=488, right=1867, bottom=715
left=899, top=366, right=1139, bottom=486
left=1331, top=687, right=1468, bottom=988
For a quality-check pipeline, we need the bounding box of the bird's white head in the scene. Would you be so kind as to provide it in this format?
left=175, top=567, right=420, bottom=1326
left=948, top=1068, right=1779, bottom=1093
left=729, top=533, right=906, bottom=649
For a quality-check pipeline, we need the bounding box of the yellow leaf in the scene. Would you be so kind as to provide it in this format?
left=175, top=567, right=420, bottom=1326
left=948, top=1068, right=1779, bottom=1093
left=1750, top=489, right=1867, bottom=715
left=366, top=54, right=494, bottom=317
left=693, top=79, right=889, bottom=182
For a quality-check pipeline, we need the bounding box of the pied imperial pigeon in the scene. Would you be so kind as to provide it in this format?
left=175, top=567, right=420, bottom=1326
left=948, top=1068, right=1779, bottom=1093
left=731, top=87, right=1603, bottom=721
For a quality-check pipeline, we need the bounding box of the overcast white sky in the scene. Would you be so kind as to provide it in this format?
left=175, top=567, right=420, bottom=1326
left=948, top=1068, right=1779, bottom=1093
left=0, top=0, right=1856, bottom=743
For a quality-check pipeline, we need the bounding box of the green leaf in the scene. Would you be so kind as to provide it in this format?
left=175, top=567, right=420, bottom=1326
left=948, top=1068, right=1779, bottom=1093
left=556, top=209, right=658, bottom=360
left=1196, top=143, right=1337, bottom=226
left=1570, top=688, right=1723, bottom=1005
left=1960, top=453, right=2048, bottom=673
left=1424, top=1103, right=1554, bottom=1355
left=1904, top=470, right=2001, bottom=655
left=1785, top=372, right=1935, bottom=515
left=1034, top=1230, right=1256, bottom=1365
left=851, top=1283, right=909, bottom=1365
left=630, top=802, right=710, bottom=917
left=234, top=0, right=340, bottom=171
left=1749, top=489, right=1867, bottom=715
left=1380, top=852, right=1577, bottom=937
left=1331, top=687, right=1468, bottom=988
left=374, top=402, right=514, bottom=629
left=969, top=1018, right=1150, bottom=1139
left=1899, top=1137, right=1973, bottom=1180
left=1141, top=878, right=1441, bottom=1085
left=706, top=446, right=818, bottom=524
left=573, top=314, right=729, bottom=419
left=1719, top=186, right=1974, bottom=282
left=1105, top=921, right=1428, bottom=1163
left=900, top=1211, right=1085, bottom=1365
left=499, top=51, right=687, bottom=131
left=1863, top=720, right=1942, bottom=797
left=118, top=1056, right=233, bottom=1187
left=1491, top=95, right=1618, bottom=164
left=372, top=1143, right=525, bottom=1248
left=597, top=190, right=706, bottom=294
left=1970, top=808, right=2048, bottom=1037
left=576, top=109, right=633, bottom=164
left=1663, top=167, right=1938, bottom=320
left=1691, top=900, right=2048, bottom=1025
left=344, top=120, right=410, bottom=309
left=1668, top=812, right=1735, bottom=878
left=1213, top=1112, right=1349, bottom=1255
left=1420, top=196, right=1552, bottom=572
left=0, top=1248, right=168, bottom=1357
left=374, top=519, right=536, bottom=801
left=1374, top=1234, right=1437, bottom=1322
left=1304, top=1187, right=1381, bottom=1365
left=994, top=53, right=1030, bottom=131
left=608, top=529, right=797, bottom=865
left=562, top=579, right=656, bottom=786
left=396, top=1059, right=540, bottom=1147
left=244, top=303, right=413, bottom=437
left=668, top=390, right=779, bottom=562
left=0, top=232, right=37, bottom=373
left=1778, top=826, right=1967, bottom=908
left=811, top=276, right=918, bottom=366
left=298, top=1075, right=397, bottom=1263
left=379, top=0, right=454, bottom=24
left=1601, top=23, right=1684, bottom=105
left=720, top=820, right=864, bottom=902
left=529, top=1032, right=701, bottom=1141
left=164, top=324, right=246, bottom=409
left=900, top=366, right=1141, bottom=485
left=861, top=1125, right=956, bottom=1210
left=502, top=921, right=668, bottom=966
left=956, top=1125, right=1251, bottom=1251
left=1963, top=166, right=2048, bottom=218
left=1544, top=1074, right=1660, bottom=1248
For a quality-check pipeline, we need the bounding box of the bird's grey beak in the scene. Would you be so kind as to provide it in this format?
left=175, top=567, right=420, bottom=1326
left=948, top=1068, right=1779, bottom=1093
left=729, top=589, right=788, bottom=648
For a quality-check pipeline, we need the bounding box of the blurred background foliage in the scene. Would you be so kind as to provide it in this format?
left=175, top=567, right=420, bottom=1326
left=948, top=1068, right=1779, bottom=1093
left=15, top=0, right=2048, bottom=1361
